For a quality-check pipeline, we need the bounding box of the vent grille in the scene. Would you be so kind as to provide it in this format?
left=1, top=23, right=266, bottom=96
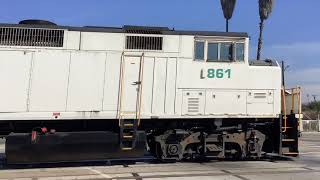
left=123, top=25, right=169, bottom=34
left=125, top=29, right=163, bottom=34
left=0, top=27, right=64, bottom=47
left=254, top=93, right=267, bottom=99
left=126, top=36, right=163, bottom=50
left=187, top=98, right=200, bottom=113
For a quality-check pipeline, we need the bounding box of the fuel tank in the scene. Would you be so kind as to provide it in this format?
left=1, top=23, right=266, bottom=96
left=5, top=131, right=145, bottom=164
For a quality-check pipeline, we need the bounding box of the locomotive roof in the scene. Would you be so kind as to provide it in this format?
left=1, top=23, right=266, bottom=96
left=0, top=23, right=248, bottom=38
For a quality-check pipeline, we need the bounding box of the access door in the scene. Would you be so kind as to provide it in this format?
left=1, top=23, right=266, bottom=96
left=119, top=56, right=143, bottom=117
left=0, top=50, right=33, bottom=112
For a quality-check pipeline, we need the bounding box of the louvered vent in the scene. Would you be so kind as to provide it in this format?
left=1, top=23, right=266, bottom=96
left=0, top=27, right=64, bottom=47
left=126, top=36, right=163, bottom=50
left=254, top=93, right=267, bottom=99
left=187, top=97, right=200, bottom=113
left=125, top=29, right=163, bottom=34
left=123, top=25, right=169, bottom=34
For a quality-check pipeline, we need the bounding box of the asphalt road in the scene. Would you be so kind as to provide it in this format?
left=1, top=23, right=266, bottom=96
left=0, top=133, right=320, bottom=180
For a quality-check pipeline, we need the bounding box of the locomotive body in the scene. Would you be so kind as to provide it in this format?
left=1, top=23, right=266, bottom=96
left=0, top=22, right=300, bottom=163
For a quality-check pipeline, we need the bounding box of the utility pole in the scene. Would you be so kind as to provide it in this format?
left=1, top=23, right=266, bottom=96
left=312, top=95, right=319, bottom=102
left=281, top=61, right=290, bottom=87
left=318, top=113, right=320, bottom=132
left=281, top=61, right=285, bottom=88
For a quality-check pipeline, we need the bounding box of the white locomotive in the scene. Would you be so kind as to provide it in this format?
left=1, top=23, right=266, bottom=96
left=0, top=20, right=301, bottom=163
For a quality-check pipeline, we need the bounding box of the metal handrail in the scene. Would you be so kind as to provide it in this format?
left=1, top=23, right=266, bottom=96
left=282, top=86, right=302, bottom=132
left=117, top=52, right=145, bottom=126
left=136, top=53, right=145, bottom=126
left=117, top=52, right=125, bottom=125
left=282, top=87, right=288, bottom=132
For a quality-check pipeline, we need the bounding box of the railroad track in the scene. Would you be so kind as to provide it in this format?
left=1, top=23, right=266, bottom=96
left=0, top=153, right=291, bottom=170
left=1, top=150, right=317, bottom=180
left=0, top=154, right=158, bottom=170
left=0, top=160, right=317, bottom=180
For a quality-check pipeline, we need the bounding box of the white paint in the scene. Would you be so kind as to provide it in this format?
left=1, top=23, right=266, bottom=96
left=141, top=57, right=155, bottom=115
left=151, top=58, right=167, bottom=115
left=205, top=90, right=246, bottom=115
left=0, top=28, right=283, bottom=120
left=102, top=52, right=121, bottom=111
left=0, top=50, right=32, bottom=112
left=179, top=36, right=194, bottom=58
left=163, top=35, right=180, bottom=53
left=80, top=32, right=124, bottom=51
left=65, top=31, right=80, bottom=50
left=29, top=51, right=70, bottom=112
left=165, top=58, right=177, bottom=114
left=66, top=51, right=106, bottom=111
left=121, top=56, right=141, bottom=114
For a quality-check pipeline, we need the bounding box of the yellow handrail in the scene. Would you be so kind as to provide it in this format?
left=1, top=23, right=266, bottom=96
left=136, top=53, right=145, bottom=126
left=297, top=87, right=302, bottom=130
left=117, top=52, right=125, bottom=126
left=282, top=87, right=288, bottom=133
left=118, top=53, right=145, bottom=127
left=291, top=88, right=295, bottom=114
left=282, top=86, right=302, bottom=133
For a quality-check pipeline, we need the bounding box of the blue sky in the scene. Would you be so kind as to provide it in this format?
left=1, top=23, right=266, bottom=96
left=0, top=0, right=319, bottom=102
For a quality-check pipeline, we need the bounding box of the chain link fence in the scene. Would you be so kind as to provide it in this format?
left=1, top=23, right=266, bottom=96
left=302, top=120, right=320, bottom=132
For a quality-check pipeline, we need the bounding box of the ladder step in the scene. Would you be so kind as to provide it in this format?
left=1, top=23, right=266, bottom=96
left=120, top=112, right=136, bottom=115
left=119, top=118, right=138, bottom=150
left=124, top=123, right=134, bottom=127
left=282, top=139, right=296, bottom=142
left=283, top=152, right=299, bottom=156
left=122, top=135, right=134, bottom=139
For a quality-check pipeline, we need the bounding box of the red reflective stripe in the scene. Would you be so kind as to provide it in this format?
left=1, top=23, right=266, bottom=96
left=41, top=127, right=48, bottom=133
left=52, top=112, right=60, bottom=116
left=31, top=131, right=37, bottom=142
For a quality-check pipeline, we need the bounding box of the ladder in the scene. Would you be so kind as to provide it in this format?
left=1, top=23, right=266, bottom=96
left=280, top=87, right=301, bottom=156
left=117, top=53, right=145, bottom=151
left=280, top=114, right=299, bottom=156
left=119, top=118, right=138, bottom=150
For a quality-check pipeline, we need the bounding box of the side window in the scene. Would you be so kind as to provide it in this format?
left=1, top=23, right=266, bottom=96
left=194, top=40, right=245, bottom=63
left=195, top=41, right=205, bottom=61
left=236, top=43, right=245, bottom=61
left=220, top=43, right=233, bottom=61
left=207, top=43, right=219, bottom=62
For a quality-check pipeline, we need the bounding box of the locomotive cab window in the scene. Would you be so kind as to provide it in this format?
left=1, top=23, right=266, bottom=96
left=195, top=41, right=205, bottom=61
left=194, top=40, right=245, bottom=62
left=235, top=43, right=245, bottom=61
left=207, top=43, right=219, bottom=62
left=220, top=43, right=234, bottom=61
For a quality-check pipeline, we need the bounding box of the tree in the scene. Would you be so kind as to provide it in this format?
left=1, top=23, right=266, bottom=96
left=302, top=101, right=320, bottom=120
left=220, top=0, right=237, bottom=32
left=257, top=0, right=274, bottom=60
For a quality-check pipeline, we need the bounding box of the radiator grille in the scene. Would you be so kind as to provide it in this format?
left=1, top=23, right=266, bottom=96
left=187, top=97, right=200, bottom=113
left=125, top=29, right=163, bottom=34
left=126, top=36, right=163, bottom=50
left=0, top=27, right=64, bottom=47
